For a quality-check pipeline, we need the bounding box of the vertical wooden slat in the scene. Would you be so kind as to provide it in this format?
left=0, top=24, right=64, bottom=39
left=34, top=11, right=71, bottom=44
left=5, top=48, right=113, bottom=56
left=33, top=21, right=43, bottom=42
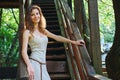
left=74, top=0, right=83, bottom=34
left=18, top=0, right=32, bottom=79
left=17, top=0, right=27, bottom=79
left=88, top=0, right=102, bottom=74
left=74, top=0, right=91, bottom=55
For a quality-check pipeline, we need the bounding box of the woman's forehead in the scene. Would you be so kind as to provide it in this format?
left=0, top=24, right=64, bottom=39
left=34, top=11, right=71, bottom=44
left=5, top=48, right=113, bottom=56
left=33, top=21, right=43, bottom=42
left=31, top=9, right=39, bottom=13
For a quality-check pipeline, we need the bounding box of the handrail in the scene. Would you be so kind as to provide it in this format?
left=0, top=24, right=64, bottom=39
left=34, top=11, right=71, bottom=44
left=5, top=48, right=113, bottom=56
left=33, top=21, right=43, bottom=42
left=55, top=0, right=111, bottom=80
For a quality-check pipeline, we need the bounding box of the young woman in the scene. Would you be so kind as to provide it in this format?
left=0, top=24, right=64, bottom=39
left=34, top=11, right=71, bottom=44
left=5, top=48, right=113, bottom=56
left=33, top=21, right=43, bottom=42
left=21, top=5, right=84, bottom=80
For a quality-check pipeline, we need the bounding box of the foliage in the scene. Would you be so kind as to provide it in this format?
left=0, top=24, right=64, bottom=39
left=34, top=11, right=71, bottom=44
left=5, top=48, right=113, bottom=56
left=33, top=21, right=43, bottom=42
left=0, top=8, right=19, bottom=67
left=98, top=0, right=115, bottom=43
left=83, top=0, right=115, bottom=43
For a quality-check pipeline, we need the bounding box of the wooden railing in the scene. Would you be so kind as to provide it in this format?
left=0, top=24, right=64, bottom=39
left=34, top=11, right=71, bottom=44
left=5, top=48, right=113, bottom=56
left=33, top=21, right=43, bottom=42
left=55, top=0, right=111, bottom=80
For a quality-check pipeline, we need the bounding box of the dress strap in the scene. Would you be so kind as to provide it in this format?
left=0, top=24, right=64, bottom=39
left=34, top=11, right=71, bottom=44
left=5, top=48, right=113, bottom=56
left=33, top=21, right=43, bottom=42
left=30, top=58, right=46, bottom=80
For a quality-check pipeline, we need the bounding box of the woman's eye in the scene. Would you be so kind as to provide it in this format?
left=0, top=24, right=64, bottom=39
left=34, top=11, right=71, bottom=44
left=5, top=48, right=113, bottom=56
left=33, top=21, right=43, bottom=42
left=36, top=13, right=39, bottom=15
left=31, top=14, right=34, bottom=16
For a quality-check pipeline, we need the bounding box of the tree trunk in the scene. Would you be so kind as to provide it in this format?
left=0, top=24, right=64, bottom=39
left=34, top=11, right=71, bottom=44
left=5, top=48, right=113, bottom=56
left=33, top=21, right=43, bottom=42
left=105, top=0, right=120, bottom=79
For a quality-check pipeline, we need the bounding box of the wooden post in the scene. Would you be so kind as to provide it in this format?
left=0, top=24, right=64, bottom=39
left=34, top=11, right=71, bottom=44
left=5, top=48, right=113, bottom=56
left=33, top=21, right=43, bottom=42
left=74, top=0, right=91, bottom=56
left=18, top=0, right=32, bottom=79
left=74, top=0, right=83, bottom=35
left=25, top=0, right=32, bottom=10
left=19, top=0, right=25, bottom=55
left=88, top=0, right=102, bottom=74
left=17, top=0, right=28, bottom=79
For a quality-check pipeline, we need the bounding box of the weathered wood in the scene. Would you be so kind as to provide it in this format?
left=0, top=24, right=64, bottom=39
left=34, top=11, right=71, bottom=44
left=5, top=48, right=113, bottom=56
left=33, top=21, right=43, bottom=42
left=0, top=0, right=32, bottom=8
left=50, top=73, right=70, bottom=80
left=0, top=61, right=67, bottom=78
left=0, top=0, right=19, bottom=8
left=58, top=0, right=88, bottom=79
left=56, top=0, right=111, bottom=80
left=88, top=0, right=102, bottom=74
left=74, top=0, right=83, bottom=34
left=17, top=0, right=28, bottom=79
left=47, top=61, right=68, bottom=73
left=46, top=54, right=66, bottom=60
left=55, top=0, right=76, bottom=79
left=47, top=47, right=65, bottom=54
left=74, top=0, right=90, bottom=55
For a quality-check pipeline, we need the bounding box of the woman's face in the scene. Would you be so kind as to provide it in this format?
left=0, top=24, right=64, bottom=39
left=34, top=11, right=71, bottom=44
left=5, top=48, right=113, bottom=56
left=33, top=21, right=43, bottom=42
left=30, top=9, right=40, bottom=24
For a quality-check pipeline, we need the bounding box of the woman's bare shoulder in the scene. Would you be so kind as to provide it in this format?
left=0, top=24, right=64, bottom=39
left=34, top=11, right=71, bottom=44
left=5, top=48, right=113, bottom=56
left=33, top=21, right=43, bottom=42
left=23, top=30, right=30, bottom=36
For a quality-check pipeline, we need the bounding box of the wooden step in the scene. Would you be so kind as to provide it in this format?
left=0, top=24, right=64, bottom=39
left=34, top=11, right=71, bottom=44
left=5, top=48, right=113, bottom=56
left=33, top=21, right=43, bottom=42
left=42, top=10, right=56, bottom=13
left=46, top=27, right=60, bottom=31
left=38, top=3, right=55, bottom=8
left=0, top=61, right=68, bottom=79
left=41, top=7, right=56, bottom=10
left=47, top=47, right=65, bottom=54
left=48, top=30, right=61, bottom=35
left=50, top=73, right=70, bottom=80
left=45, top=14, right=58, bottom=18
left=46, top=17, right=58, bottom=22
left=47, top=61, right=68, bottom=73
left=46, top=54, right=66, bottom=60
left=47, top=21, right=59, bottom=25
left=32, top=0, right=54, bottom=4
left=47, top=25, right=60, bottom=30
left=44, top=13, right=57, bottom=17
left=48, top=41, right=64, bottom=48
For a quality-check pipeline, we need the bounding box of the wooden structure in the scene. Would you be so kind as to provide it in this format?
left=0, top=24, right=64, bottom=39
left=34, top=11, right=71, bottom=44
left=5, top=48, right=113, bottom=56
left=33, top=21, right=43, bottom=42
left=0, top=0, right=111, bottom=80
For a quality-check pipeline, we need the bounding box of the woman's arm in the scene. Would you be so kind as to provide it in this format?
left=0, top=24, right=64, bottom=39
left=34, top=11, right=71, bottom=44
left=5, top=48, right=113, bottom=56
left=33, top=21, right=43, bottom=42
left=22, top=30, right=34, bottom=79
left=22, top=30, right=31, bottom=67
left=45, top=29, right=84, bottom=45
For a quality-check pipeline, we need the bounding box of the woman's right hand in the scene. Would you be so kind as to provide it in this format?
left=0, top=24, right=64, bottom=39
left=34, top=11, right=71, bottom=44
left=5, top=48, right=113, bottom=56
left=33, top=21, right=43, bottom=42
left=27, top=65, right=34, bottom=80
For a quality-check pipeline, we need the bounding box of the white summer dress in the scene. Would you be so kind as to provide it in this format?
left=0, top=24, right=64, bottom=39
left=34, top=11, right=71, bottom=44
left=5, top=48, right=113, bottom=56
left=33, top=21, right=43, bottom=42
left=28, top=34, right=51, bottom=80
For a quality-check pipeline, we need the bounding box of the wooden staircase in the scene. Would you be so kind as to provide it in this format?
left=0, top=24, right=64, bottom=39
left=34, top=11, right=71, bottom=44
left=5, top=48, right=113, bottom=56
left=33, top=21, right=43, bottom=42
left=33, top=0, right=71, bottom=80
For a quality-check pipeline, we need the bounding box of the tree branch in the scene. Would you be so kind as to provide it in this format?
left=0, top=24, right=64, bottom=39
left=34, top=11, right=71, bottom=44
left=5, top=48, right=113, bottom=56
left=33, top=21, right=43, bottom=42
left=11, top=9, right=19, bottom=25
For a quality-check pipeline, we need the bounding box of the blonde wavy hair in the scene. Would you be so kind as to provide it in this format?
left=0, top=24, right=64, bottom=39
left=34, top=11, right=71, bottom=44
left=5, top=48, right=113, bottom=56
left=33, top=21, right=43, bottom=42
left=25, top=5, right=46, bottom=34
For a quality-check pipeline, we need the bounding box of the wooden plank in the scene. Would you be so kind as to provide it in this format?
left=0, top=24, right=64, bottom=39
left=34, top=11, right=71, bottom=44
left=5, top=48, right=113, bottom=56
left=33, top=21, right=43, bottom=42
left=46, top=54, right=66, bottom=60
left=88, top=0, right=102, bottom=74
left=0, top=61, right=68, bottom=78
left=47, top=47, right=65, bottom=54
left=0, top=0, right=19, bottom=8
left=47, top=61, right=68, bottom=73
left=50, top=73, right=70, bottom=80
left=74, top=0, right=83, bottom=34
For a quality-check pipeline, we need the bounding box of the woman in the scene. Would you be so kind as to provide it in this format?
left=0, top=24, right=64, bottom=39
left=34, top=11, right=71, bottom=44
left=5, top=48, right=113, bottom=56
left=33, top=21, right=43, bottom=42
left=21, top=5, right=84, bottom=80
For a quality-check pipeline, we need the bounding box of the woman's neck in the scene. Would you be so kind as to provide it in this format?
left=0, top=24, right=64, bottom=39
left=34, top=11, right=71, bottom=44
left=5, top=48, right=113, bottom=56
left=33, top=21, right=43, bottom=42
left=34, top=23, right=39, bottom=29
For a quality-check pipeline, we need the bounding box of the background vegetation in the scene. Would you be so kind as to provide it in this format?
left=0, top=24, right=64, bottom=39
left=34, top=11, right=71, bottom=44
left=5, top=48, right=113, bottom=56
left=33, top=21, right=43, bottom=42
left=0, top=8, right=19, bottom=67
left=82, top=0, right=114, bottom=52
left=98, top=0, right=115, bottom=43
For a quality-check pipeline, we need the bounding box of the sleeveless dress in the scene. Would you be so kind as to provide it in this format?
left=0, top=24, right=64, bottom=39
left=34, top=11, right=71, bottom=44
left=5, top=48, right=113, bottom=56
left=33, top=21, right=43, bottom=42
left=28, top=34, right=51, bottom=80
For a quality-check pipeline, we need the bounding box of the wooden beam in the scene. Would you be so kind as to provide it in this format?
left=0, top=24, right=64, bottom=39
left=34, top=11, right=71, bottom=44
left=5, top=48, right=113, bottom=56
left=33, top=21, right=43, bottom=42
left=0, top=0, right=19, bottom=8
left=88, top=0, right=102, bottom=74
left=74, top=0, right=83, bottom=33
